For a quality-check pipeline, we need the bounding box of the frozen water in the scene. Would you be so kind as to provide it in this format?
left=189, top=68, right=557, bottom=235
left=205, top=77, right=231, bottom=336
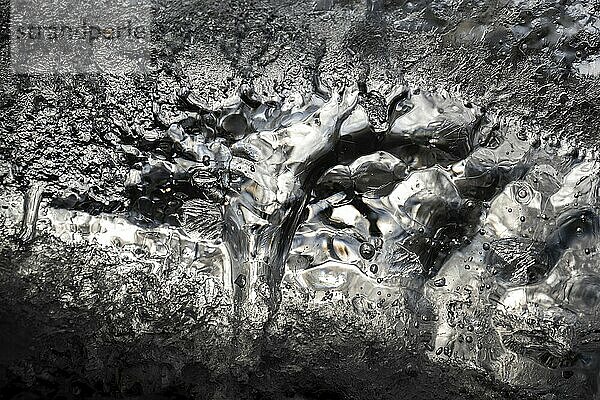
left=36, top=81, right=600, bottom=393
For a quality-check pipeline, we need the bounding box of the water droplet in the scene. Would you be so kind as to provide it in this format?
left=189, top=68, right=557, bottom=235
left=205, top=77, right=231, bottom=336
left=359, top=242, right=376, bottom=260
left=234, top=274, right=247, bottom=288
left=433, top=277, right=446, bottom=287
left=370, top=264, right=378, bottom=274
left=483, top=242, right=490, bottom=251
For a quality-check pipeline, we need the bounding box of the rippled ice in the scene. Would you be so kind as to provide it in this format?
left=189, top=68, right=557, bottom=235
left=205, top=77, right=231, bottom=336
left=33, top=81, right=600, bottom=390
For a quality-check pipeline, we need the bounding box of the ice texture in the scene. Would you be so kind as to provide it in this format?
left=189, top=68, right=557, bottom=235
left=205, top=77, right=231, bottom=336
left=25, top=82, right=600, bottom=396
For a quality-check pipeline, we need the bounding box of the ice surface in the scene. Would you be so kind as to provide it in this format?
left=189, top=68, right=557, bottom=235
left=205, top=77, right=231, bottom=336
left=31, top=82, right=600, bottom=394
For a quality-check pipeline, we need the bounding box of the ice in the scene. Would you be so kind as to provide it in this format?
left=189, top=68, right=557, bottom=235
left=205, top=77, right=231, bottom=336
left=39, top=82, right=600, bottom=392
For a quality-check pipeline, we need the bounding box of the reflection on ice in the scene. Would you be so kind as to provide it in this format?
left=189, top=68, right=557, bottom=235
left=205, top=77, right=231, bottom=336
left=43, top=208, right=229, bottom=284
